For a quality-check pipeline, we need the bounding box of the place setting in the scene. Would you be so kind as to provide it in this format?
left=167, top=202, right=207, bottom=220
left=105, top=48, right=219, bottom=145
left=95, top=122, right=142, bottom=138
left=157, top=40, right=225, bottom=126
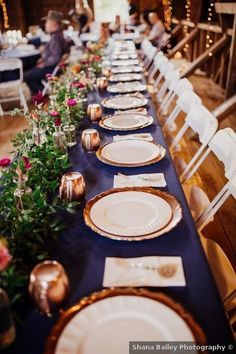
left=99, top=112, right=153, bottom=131
left=111, top=65, right=143, bottom=74
left=101, top=94, right=148, bottom=110
left=109, top=73, right=143, bottom=82
left=111, top=59, right=140, bottom=66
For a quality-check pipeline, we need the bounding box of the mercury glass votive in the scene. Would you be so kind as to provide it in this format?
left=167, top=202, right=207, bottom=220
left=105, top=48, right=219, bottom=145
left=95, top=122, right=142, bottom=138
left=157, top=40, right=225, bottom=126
left=87, top=104, right=102, bottom=122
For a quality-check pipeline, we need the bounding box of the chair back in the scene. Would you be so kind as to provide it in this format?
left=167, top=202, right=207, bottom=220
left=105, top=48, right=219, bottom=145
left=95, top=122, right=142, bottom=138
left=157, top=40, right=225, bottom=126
left=177, top=91, right=202, bottom=113
left=209, top=128, right=236, bottom=179
left=0, top=58, right=23, bottom=81
left=186, top=105, right=218, bottom=145
left=164, top=69, right=180, bottom=84
left=170, top=78, right=193, bottom=96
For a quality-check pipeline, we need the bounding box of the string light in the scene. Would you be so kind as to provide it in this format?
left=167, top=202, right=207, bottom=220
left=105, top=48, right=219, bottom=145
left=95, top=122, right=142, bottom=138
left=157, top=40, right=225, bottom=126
left=206, top=1, right=214, bottom=56
left=162, top=0, right=172, bottom=31
left=0, top=0, right=10, bottom=29
left=183, top=0, right=191, bottom=53
left=162, top=0, right=172, bottom=52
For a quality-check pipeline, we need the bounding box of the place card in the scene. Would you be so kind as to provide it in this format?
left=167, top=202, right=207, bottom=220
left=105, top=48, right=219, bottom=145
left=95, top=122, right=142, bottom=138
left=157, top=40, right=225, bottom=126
left=113, top=173, right=167, bottom=188
left=103, top=256, right=186, bottom=287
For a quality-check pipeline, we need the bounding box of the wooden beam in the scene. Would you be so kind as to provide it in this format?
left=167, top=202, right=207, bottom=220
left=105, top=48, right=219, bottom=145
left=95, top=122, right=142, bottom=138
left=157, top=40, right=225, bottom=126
left=215, top=3, right=236, bottom=15
left=212, top=94, right=236, bottom=122
left=167, top=28, right=199, bottom=58
left=180, top=34, right=230, bottom=78
left=226, top=14, right=236, bottom=98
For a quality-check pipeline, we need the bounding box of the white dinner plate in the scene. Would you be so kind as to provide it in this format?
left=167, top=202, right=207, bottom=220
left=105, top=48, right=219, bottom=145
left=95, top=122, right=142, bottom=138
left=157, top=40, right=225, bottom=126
left=101, top=113, right=151, bottom=130
left=101, top=139, right=160, bottom=164
left=102, top=95, right=148, bottom=109
left=111, top=53, right=138, bottom=60
left=90, top=190, right=172, bottom=236
left=111, top=65, right=143, bottom=74
left=109, top=73, right=142, bottom=82
left=111, top=59, right=139, bottom=66
left=107, top=82, right=146, bottom=93
left=55, top=295, right=196, bottom=354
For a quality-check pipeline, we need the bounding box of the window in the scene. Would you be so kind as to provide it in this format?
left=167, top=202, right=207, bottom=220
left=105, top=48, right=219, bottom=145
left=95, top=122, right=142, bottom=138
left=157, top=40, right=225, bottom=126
left=93, top=0, right=129, bottom=23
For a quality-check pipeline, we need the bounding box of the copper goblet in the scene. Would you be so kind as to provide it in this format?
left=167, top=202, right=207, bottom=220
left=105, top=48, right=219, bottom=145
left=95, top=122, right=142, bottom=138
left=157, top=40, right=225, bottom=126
left=59, top=172, right=86, bottom=202
left=102, top=67, right=112, bottom=78
left=87, top=104, right=102, bottom=122
left=29, top=260, right=69, bottom=316
left=81, top=129, right=100, bottom=152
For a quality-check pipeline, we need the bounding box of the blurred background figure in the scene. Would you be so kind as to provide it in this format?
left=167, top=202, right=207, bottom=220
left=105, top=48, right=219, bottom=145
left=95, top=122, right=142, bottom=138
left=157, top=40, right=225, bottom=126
left=24, top=10, right=68, bottom=94
left=128, top=0, right=139, bottom=26
left=138, top=10, right=151, bottom=35
left=148, top=8, right=166, bottom=48
left=109, top=15, right=121, bottom=35
left=69, top=0, right=93, bottom=34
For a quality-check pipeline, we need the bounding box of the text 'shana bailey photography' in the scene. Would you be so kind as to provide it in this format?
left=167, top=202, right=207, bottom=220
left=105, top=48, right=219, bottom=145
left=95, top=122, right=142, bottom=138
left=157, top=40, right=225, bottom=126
left=129, top=342, right=235, bottom=353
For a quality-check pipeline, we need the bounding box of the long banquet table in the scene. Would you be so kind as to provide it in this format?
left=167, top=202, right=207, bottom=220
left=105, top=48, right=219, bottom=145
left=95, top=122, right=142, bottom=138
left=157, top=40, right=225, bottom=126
left=4, top=58, right=233, bottom=354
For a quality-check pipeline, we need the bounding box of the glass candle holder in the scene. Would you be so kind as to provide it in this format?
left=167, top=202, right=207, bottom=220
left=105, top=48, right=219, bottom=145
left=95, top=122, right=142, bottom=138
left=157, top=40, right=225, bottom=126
left=63, top=125, right=77, bottom=147
left=96, top=77, right=108, bottom=90
left=81, top=129, right=100, bottom=152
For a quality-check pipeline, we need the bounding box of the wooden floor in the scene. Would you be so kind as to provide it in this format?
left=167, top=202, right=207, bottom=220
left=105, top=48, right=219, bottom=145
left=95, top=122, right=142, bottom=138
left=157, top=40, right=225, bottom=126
left=0, top=75, right=236, bottom=272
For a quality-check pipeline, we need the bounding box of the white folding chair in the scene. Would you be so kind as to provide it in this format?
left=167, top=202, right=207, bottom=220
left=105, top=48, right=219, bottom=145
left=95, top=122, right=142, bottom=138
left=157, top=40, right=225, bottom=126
left=156, top=69, right=180, bottom=103
left=147, top=51, right=164, bottom=81
left=153, top=60, right=174, bottom=91
left=163, top=91, right=202, bottom=132
left=142, top=43, right=158, bottom=70
left=160, top=78, right=193, bottom=115
left=195, top=129, right=236, bottom=230
left=0, top=58, right=28, bottom=115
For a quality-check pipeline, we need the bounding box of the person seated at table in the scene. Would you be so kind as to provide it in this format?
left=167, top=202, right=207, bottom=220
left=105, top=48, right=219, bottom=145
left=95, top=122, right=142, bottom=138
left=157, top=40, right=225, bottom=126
left=128, top=0, right=140, bottom=26
left=24, top=10, right=69, bottom=94
left=138, top=10, right=151, bottom=35
left=109, top=15, right=121, bottom=35
left=148, top=9, right=166, bottom=48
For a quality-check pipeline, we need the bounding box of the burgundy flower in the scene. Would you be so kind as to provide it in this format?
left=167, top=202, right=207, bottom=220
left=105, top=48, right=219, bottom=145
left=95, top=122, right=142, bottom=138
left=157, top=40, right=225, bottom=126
left=54, top=117, right=61, bottom=126
left=22, top=156, right=32, bottom=170
left=67, top=98, right=77, bottom=107
left=0, top=240, right=12, bottom=272
left=46, top=73, right=52, bottom=80
left=58, top=63, right=66, bottom=69
left=71, top=81, right=85, bottom=89
left=50, top=111, right=60, bottom=117
left=0, top=158, right=11, bottom=167
left=32, top=91, right=48, bottom=106
left=80, top=60, right=89, bottom=65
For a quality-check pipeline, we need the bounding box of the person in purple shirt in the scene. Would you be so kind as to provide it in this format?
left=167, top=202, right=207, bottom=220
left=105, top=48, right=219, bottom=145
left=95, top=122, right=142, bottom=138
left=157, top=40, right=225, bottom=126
left=24, top=10, right=69, bottom=94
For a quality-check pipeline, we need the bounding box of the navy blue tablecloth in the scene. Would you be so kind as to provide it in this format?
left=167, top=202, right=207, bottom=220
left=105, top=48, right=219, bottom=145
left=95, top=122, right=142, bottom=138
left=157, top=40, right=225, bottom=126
left=4, top=88, right=233, bottom=354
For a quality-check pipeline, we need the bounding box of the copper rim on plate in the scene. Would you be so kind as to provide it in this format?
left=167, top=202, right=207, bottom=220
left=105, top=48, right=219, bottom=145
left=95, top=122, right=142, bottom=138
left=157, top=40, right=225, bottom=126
left=44, top=288, right=206, bottom=354
left=99, top=113, right=153, bottom=131
left=96, top=141, right=166, bottom=167
left=83, top=187, right=182, bottom=241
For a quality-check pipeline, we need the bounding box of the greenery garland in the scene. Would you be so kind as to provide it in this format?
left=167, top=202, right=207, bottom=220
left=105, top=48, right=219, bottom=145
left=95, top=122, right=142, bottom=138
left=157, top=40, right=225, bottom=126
left=0, top=48, right=103, bottom=320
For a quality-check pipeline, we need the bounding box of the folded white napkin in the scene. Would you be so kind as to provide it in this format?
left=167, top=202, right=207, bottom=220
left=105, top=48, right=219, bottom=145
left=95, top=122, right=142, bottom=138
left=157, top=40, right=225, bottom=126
left=115, top=108, right=148, bottom=114
left=113, top=133, right=153, bottom=142
left=113, top=173, right=167, bottom=188
left=103, top=256, right=186, bottom=287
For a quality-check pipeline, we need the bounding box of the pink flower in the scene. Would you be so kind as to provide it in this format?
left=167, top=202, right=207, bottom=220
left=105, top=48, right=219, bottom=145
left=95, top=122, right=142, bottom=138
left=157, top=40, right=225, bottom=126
left=0, top=241, right=12, bottom=272
left=67, top=98, right=77, bottom=107
left=46, top=73, right=52, bottom=79
left=50, top=111, right=60, bottom=117
left=32, top=91, right=48, bottom=106
left=22, top=156, right=32, bottom=170
left=54, top=117, right=61, bottom=126
left=0, top=158, right=11, bottom=167
left=94, top=55, right=101, bottom=62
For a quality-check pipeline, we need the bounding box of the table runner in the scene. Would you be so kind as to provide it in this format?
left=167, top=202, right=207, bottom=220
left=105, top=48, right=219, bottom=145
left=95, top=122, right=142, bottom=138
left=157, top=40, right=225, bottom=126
left=4, top=72, right=233, bottom=354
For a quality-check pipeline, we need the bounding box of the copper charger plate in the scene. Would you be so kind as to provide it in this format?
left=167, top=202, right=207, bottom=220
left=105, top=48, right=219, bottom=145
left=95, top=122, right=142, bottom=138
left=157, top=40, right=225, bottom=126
left=44, top=288, right=206, bottom=354
left=83, top=187, right=182, bottom=241
left=99, top=113, right=154, bottom=131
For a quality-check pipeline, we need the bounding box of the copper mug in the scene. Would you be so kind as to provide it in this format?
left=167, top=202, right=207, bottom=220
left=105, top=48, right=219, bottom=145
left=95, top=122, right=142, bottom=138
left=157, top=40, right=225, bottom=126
left=96, top=77, right=108, bottom=90
left=87, top=103, right=102, bottom=122
left=102, top=67, right=112, bottom=78
left=29, top=260, right=69, bottom=316
left=59, top=172, right=86, bottom=202
left=81, top=129, right=100, bottom=152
